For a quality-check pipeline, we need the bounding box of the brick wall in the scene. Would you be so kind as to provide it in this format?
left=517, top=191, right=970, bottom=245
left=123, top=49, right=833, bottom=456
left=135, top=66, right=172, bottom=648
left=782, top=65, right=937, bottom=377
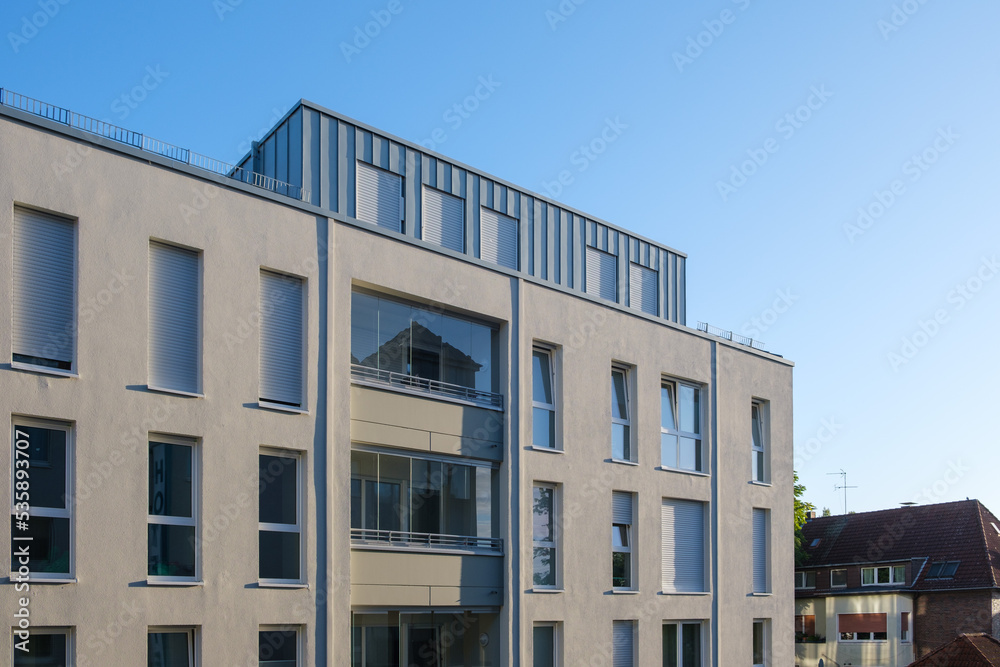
left=914, top=590, right=993, bottom=658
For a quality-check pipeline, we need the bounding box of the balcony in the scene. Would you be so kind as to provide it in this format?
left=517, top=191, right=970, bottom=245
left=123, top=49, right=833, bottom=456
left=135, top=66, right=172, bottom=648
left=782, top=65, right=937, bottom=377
left=351, top=364, right=503, bottom=410
left=351, top=528, right=502, bottom=554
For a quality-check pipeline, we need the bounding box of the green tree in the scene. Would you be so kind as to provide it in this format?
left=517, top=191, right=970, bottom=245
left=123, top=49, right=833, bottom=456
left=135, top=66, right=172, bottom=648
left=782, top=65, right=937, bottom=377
left=794, top=471, right=815, bottom=566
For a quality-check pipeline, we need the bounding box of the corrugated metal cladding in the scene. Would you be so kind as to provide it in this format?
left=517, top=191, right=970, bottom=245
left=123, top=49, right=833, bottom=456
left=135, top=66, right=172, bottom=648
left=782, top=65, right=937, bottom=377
left=421, top=186, right=464, bottom=252
left=249, top=103, right=686, bottom=325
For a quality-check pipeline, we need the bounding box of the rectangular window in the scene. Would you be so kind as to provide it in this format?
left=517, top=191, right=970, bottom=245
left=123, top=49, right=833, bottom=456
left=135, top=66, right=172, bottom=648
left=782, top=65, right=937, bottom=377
left=927, top=560, right=960, bottom=578
left=532, top=484, right=557, bottom=588
left=752, top=620, right=767, bottom=667
left=831, top=568, right=847, bottom=587
left=480, top=207, right=518, bottom=270
left=356, top=161, right=403, bottom=232
left=753, top=508, right=770, bottom=593
left=148, top=438, right=197, bottom=580
left=795, top=615, right=816, bottom=637
left=148, top=628, right=196, bottom=667
left=259, top=270, right=305, bottom=409
left=661, top=499, right=706, bottom=593
left=629, top=262, right=657, bottom=315
left=149, top=242, right=201, bottom=395
left=533, top=623, right=558, bottom=667
left=13, top=627, right=72, bottom=666
left=611, top=366, right=633, bottom=462
left=422, top=186, right=465, bottom=252
left=11, top=420, right=73, bottom=579
left=660, top=381, right=701, bottom=472
left=612, top=491, right=634, bottom=589
left=751, top=402, right=767, bottom=482
left=259, top=451, right=302, bottom=583
left=532, top=347, right=557, bottom=449
left=259, top=626, right=299, bottom=666
left=901, top=612, right=910, bottom=642
left=838, top=613, right=887, bottom=641
left=586, top=246, right=618, bottom=302
left=861, top=565, right=905, bottom=586
left=12, top=207, right=76, bottom=372
left=662, top=622, right=702, bottom=667
left=794, top=571, right=816, bottom=589
left=612, top=620, right=635, bottom=667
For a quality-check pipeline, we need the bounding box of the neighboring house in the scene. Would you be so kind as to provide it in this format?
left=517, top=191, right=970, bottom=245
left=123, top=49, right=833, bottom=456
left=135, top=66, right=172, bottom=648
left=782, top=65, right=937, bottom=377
left=795, top=500, right=1000, bottom=667
left=907, top=633, right=1000, bottom=667
left=0, top=87, right=794, bottom=666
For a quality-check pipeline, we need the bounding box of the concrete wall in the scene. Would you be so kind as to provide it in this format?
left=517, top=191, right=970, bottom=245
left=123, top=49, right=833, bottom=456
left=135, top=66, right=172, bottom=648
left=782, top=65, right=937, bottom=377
left=795, top=594, right=914, bottom=667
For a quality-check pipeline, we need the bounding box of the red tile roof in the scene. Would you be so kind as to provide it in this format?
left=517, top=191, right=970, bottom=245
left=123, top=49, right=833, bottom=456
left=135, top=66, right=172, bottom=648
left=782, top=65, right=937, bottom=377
left=908, top=634, right=1000, bottom=666
left=799, top=500, right=1000, bottom=591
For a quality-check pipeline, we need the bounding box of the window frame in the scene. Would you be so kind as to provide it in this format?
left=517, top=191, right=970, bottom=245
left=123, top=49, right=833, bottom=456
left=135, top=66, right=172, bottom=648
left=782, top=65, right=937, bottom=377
left=531, top=345, right=558, bottom=450
left=258, top=448, right=305, bottom=586
left=147, top=626, right=197, bottom=667
left=147, top=240, right=203, bottom=397
left=659, top=379, right=703, bottom=473
left=147, top=435, right=199, bottom=584
left=611, top=365, right=634, bottom=463
left=860, top=565, right=905, bottom=586
left=794, top=571, right=816, bottom=589
left=752, top=508, right=770, bottom=594
left=752, top=619, right=768, bottom=667
left=900, top=612, right=910, bottom=643
left=532, top=483, right=559, bottom=590
left=612, top=491, right=634, bottom=591
left=662, top=620, right=704, bottom=667
left=532, top=621, right=560, bottom=667
left=837, top=613, right=888, bottom=642
left=12, top=625, right=73, bottom=666
left=830, top=568, right=847, bottom=588
left=258, top=269, right=307, bottom=413
left=259, top=625, right=301, bottom=667
left=10, top=418, right=74, bottom=581
left=751, top=400, right=768, bottom=483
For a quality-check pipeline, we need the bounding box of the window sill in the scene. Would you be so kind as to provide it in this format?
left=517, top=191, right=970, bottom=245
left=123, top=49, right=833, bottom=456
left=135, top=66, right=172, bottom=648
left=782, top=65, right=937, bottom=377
left=527, top=445, right=564, bottom=454
left=6, top=575, right=76, bottom=584
left=147, top=385, right=204, bottom=399
left=659, top=590, right=711, bottom=596
left=146, top=579, right=204, bottom=587
left=656, top=466, right=709, bottom=477
left=609, top=458, right=639, bottom=467
left=531, top=587, right=564, bottom=594
left=611, top=589, right=640, bottom=594
left=257, top=581, right=310, bottom=589
left=11, top=361, right=78, bottom=378
left=750, top=592, right=772, bottom=597
left=258, top=401, right=308, bottom=415
left=748, top=480, right=772, bottom=487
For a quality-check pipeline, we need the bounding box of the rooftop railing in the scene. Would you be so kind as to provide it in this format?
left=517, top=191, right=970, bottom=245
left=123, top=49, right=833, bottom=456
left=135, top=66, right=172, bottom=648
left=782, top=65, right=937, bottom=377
left=697, top=321, right=768, bottom=352
left=351, top=528, right=503, bottom=553
left=351, top=363, right=504, bottom=410
left=0, top=87, right=309, bottom=203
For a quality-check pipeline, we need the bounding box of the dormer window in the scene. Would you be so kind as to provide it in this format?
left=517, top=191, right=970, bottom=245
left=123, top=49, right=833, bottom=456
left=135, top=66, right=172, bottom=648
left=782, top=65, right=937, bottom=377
left=927, top=561, right=960, bottom=579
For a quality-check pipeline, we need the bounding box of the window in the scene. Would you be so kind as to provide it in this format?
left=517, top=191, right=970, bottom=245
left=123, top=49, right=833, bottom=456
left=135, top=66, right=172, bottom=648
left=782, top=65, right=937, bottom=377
left=629, top=262, right=657, bottom=315
left=350, top=450, right=496, bottom=548
left=148, top=438, right=197, bottom=580
left=532, top=347, right=557, bottom=449
left=612, top=491, right=634, bottom=589
left=612, top=620, right=635, bottom=667
left=356, top=161, right=403, bottom=232
left=533, top=623, right=558, bottom=667
left=259, top=627, right=299, bottom=666
left=751, top=402, right=767, bottom=482
left=611, top=367, right=633, bottom=462
left=13, top=627, right=71, bottom=666
left=752, top=620, right=767, bottom=667
left=149, top=242, right=201, bottom=395
left=586, top=246, right=618, bottom=301
left=148, top=628, right=196, bottom=667
left=661, top=499, right=706, bottom=593
left=795, top=615, right=816, bottom=638
left=753, top=508, right=769, bottom=593
left=259, top=451, right=302, bottom=583
left=900, top=612, right=910, bottom=642
left=11, top=420, right=72, bottom=579
left=838, top=613, right=887, bottom=641
left=831, top=568, right=847, bottom=587
left=861, top=565, right=905, bottom=586
left=532, top=484, right=558, bottom=588
left=794, top=571, right=816, bottom=589
left=663, top=622, right=702, bottom=667
left=927, top=560, right=960, bottom=578
left=660, top=381, right=701, bottom=472
left=259, top=270, right=305, bottom=409
left=422, top=186, right=464, bottom=252
left=12, top=207, right=76, bottom=372
left=480, top=207, right=518, bottom=270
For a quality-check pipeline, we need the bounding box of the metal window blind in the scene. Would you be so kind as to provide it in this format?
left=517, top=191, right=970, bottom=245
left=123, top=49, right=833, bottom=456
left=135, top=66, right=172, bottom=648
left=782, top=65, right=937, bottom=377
left=753, top=508, right=768, bottom=593
left=356, top=161, right=402, bottom=232
left=612, top=621, right=633, bottom=667
left=612, top=492, right=632, bottom=524
left=629, top=262, right=657, bottom=315
left=421, top=186, right=464, bottom=252
left=480, top=207, right=518, bottom=269
left=149, top=242, right=200, bottom=393
left=662, top=499, right=705, bottom=593
left=586, top=246, right=617, bottom=301
left=259, top=270, right=304, bottom=407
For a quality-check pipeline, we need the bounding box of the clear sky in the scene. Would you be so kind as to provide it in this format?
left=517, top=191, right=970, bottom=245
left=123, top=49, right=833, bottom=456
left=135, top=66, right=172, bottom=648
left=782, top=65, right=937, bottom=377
left=3, top=0, right=998, bottom=516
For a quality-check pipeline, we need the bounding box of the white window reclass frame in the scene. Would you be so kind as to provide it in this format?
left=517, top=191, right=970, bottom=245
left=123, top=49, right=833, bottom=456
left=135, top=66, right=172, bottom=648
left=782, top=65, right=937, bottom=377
left=531, top=345, right=558, bottom=450
left=794, top=571, right=816, bottom=589
left=147, top=626, right=198, bottom=667
left=861, top=565, right=905, bottom=586
left=662, top=621, right=704, bottom=667
left=659, top=378, right=703, bottom=473
left=752, top=619, right=768, bottom=667
left=258, top=448, right=305, bottom=587
left=751, top=400, right=768, bottom=483
left=259, top=625, right=302, bottom=666
left=612, top=491, right=635, bottom=591
left=532, top=483, right=559, bottom=590
left=830, top=568, right=847, bottom=588
left=147, top=434, right=200, bottom=585
left=611, top=365, right=634, bottom=463
left=11, top=626, right=73, bottom=666
left=532, top=621, right=560, bottom=667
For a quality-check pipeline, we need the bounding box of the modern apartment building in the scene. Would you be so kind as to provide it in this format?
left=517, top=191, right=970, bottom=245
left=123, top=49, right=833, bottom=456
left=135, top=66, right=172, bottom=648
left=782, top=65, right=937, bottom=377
left=0, top=88, right=794, bottom=666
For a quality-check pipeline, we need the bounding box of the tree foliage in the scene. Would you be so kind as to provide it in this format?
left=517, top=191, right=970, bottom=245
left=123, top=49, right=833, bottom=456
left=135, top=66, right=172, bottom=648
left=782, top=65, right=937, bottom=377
left=794, top=471, right=815, bottom=566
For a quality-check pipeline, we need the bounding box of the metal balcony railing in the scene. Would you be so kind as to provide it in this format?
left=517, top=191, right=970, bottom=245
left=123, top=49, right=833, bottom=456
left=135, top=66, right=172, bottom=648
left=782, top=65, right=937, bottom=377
left=0, top=87, right=310, bottom=203
left=697, top=321, right=768, bottom=352
left=351, top=528, right=502, bottom=552
left=351, top=364, right=504, bottom=410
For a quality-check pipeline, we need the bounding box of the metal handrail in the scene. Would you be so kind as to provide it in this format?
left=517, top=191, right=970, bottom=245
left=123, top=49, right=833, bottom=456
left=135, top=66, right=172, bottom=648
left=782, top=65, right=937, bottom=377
left=351, top=528, right=502, bottom=552
left=351, top=363, right=504, bottom=409
left=697, top=321, right=767, bottom=352
left=0, top=87, right=309, bottom=202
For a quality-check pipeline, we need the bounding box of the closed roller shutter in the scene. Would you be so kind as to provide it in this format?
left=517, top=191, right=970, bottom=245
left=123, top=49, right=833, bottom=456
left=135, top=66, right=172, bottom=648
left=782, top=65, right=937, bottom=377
left=629, top=262, right=657, bottom=315
left=356, top=161, right=402, bottom=232
left=662, top=499, right=705, bottom=593
left=149, top=242, right=200, bottom=393
left=612, top=491, right=632, bottom=524
left=753, top=508, right=769, bottom=593
left=612, top=621, right=633, bottom=667
left=259, top=270, right=304, bottom=407
left=422, top=186, right=464, bottom=252
left=480, top=207, right=518, bottom=269
left=586, top=246, right=617, bottom=301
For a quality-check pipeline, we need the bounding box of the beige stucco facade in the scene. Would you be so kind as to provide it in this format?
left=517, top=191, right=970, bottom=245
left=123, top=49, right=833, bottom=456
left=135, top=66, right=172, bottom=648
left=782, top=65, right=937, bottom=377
left=795, top=594, right=915, bottom=667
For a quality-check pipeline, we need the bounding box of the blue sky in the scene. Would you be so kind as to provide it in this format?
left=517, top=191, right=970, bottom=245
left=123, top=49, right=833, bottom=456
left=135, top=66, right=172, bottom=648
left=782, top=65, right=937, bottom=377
left=3, top=0, right=999, bottom=516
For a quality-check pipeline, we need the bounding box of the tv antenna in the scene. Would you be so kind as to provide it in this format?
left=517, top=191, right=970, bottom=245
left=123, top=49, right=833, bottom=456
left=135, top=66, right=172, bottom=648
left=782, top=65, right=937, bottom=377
left=827, top=469, right=857, bottom=514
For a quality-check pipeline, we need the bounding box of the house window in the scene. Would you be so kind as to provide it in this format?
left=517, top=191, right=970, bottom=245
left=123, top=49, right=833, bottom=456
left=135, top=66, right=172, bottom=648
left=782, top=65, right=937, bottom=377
left=148, top=438, right=197, bottom=580
left=149, top=241, right=201, bottom=395
left=629, top=262, right=658, bottom=315
left=532, top=484, right=558, bottom=588
left=532, top=347, right=557, bottom=449
left=861, top=565, right=905, bottom=586
left=12, top=207, right=76, bottom=372
left=753, top=508, right=770, bottom=593
left=13, top=626, right=71, bottom=666
left=751, top=402, right=767, bottom=482
left=259, top=627, right=299, bottom=666
left=148, top=628, right=196, bottom=667
left=660, top=381, right=701, bottom=472
left=422, top=186, right=465, bottom=253
left=259, top=270, right=305, bottom=409
left=795, top=615, right=817, bottom=640
left=533, top=623, right=559, bottom=667
left=259, top=451, right=302, bottom=583
left=611, top=367, right=633, bottom=462
left=586, top=246, right=618, bottom=302
left=663, top=622, right=702, bottom=667
left=480, top=207, right=518, bottom=270
left=900, top=612, right=910, bottom=642
left=661, top=499, right=706, bottom=593
left=830, top=568, right=847, bottom=587
left=794, top=571, right=816, bottom=589
left=927, top=561, right=960, bottom=578
left=356, top=161, right=403, bottom=232
left=612, top=491, right=634, bottom=589
left=838, top=613, right=887, bottom=641
left=752, top=620, right=768, bottom=667
left=612, top=620, right=635, bottom=667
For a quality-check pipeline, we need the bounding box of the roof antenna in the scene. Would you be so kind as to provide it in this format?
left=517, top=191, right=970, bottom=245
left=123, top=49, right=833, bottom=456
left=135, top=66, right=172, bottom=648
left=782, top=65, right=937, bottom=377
left=827, top=469, right=857, bottom=514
